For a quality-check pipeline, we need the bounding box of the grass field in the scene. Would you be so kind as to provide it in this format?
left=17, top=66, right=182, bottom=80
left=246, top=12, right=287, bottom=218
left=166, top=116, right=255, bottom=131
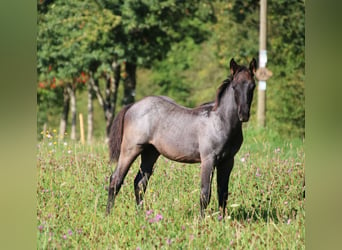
left=37, top=127, right=305, bottom=249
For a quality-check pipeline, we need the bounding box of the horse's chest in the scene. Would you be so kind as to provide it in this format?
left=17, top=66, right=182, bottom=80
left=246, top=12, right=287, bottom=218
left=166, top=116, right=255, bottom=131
left=216, top=133, right=243, bottom=162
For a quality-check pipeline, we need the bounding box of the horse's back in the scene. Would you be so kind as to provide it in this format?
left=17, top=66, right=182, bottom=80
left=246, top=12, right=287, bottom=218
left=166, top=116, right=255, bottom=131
left=122, top=96, right=203, bottom=162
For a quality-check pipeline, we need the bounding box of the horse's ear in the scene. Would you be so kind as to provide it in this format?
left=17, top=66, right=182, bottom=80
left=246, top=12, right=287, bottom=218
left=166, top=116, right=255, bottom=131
left=249, top=58, right=257, bottom=75
left=230, top=58, right=238, bottom=75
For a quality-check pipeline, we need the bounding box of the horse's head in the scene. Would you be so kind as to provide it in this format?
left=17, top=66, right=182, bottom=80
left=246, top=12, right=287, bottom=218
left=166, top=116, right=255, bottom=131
left=230, top=58, right=257, bottom=122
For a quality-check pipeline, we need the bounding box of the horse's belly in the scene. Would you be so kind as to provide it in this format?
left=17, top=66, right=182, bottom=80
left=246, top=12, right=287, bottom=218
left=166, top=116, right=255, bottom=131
left=152, top=140, right=201, bottom=164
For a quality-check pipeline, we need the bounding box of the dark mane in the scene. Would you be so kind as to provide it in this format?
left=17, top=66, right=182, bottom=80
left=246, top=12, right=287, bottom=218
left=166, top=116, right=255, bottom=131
left=213, top=77, right=232, bottom=111
left=212, top=65, right=250, bottom=111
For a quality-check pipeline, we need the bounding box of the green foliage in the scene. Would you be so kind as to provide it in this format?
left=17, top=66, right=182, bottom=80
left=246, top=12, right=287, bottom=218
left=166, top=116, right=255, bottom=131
left=37, top=0, right=216, bottom=138
left=144, top=0, right=305, bottom=138
left=37, top=0, right=121, bottom=80
left=37, top=0, right=121, bottom=134
left=37, top=129, right=304, bottom=248
left=37, top=0, right=305, bottom=139
left=102, top=0, right=216, bottom=66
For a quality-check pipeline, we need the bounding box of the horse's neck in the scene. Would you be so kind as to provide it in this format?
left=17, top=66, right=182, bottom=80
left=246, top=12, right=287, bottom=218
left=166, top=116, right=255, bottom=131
left=214, top=86, right=241, bottom=130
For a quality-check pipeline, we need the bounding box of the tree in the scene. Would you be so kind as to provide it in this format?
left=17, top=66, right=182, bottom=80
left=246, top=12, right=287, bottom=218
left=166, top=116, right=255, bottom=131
left=37, top=0, right=121, bottom=140
left=212, top=0, right=305, bottom=137
left=98, top=0, right=216, bottom=104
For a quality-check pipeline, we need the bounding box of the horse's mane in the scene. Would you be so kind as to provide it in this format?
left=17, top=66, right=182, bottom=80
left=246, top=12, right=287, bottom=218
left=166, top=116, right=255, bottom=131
left=212, top=66, right=249, bottom=111
left=212, top=76, right=232, bottom=111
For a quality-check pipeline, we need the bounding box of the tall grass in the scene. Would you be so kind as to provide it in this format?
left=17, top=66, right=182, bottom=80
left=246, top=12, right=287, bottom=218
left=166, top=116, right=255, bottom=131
left=37, top=127, right=304, bottom=249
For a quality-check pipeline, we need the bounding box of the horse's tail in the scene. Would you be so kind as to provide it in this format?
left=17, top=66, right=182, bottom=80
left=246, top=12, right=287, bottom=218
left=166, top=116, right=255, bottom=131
left=108, top=104, right=133, bottom=163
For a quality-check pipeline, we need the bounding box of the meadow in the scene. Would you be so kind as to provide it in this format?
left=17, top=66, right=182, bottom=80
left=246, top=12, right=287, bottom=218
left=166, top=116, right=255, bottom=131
left=37, top=127, right=305, bottom=249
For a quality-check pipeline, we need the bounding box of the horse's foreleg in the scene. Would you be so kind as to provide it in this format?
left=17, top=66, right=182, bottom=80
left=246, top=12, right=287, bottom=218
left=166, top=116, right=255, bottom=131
left=216, top=157, right=234, bottom=217
left=134, top=146, right=160, bottom=207
left=199, top=160, right=215, bottom=218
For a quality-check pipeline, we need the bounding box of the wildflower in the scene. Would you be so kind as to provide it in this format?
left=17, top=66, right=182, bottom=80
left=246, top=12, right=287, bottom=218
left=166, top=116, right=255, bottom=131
left=155, top=213, right=163, bottom=221
left=146, top=210, right=153, bottom=216
left=68, top=150, right=72, bottom=154
left=53, top=129, right=57, bottom=133
left=48, top=142, right=52, bottom=146
left=68, top=229, right=73, bottom=236
left=181, top=225, right=186, bottom=230
left=166, top=238, right=172, bottom=245
left=255, top=168, right=261, bottom=177
left=287, top=219, right=291, bottom=224
left=38, top=225, right=44, bottom=232
left=63, top=142, right=68, bottom=146
left=148, top=213, right=163, bottom=223
left=218, top=215, right=223, bottom=221
left=62, top=234, right=67, bottom=240
left=240, top=157, right=246, bottom=163
left=284, top=201, right=288, bottom=205
left=53, top=141, right=57, bottom=145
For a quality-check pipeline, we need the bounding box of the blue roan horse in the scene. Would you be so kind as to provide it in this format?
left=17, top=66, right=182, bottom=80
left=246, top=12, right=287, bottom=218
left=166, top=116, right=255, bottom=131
left=106, top=58, right=257, bottom=217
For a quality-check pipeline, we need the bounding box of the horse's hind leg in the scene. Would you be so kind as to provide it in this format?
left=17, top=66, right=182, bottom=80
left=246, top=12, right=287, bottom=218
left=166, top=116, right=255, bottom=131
left=106, top=146, right=142, bottom=216
left=134, top=145, right=160, bottom=207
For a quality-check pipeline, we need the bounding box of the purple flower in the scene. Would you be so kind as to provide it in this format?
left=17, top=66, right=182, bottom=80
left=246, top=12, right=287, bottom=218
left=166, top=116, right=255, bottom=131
left=255, top=168, right=261, bottom=177
left=155, top=213, right=163, bottom=221
left=38, top=225, right=44, bottom=232
left=148, top=213, right=163, bottom=223
left=218, top=215, right=223, bottom=221
left=166, top=238, right=172, bottom=245
left=68, top=229, right=73, bottom=236
left=146, top=210, right=153, bottom=216
left=62, top=234, right=67, bottom=240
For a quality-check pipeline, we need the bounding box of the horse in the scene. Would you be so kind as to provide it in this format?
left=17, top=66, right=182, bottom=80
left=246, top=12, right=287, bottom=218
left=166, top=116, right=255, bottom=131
left=106, top=58, right=257, bottom=217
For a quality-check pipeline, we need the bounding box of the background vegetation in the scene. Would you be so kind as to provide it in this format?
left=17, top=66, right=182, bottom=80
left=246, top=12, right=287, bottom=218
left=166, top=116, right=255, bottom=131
left=37, top=0, right=304, bottom=140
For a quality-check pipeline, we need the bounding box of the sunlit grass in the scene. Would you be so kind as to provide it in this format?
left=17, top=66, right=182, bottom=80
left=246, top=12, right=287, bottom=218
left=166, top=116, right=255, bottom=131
left=37, top=128, right=304, bottom=249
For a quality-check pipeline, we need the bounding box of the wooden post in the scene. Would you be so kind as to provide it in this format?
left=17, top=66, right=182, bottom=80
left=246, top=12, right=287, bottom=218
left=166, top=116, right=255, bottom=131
left=79, top=113, right=85, bottom=145
left=257, top=0, right=267, bottom=127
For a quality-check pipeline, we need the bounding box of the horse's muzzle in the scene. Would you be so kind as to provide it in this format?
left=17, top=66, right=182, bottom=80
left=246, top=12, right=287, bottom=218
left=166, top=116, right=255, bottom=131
left=238, top=107, right=250, bottom=122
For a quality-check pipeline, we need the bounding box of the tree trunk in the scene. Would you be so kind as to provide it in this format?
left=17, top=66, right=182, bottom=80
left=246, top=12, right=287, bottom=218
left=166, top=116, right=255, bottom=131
left=68, top=83, right=77, bottom=140
left=59, top=83, right=71, bottom=140
left=105, top=72, right=113, bottom=139
left=111, top=60, right=121, bottom=116
left=87, top=81, right=93, bottom=144
left=122, top=61, right=136, bottom=105
left=89, top=64, right=121, bottom=141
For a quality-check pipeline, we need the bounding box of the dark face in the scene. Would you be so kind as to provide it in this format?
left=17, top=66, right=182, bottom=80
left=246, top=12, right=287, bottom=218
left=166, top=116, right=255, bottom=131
left=229, top=58, right=257, bottom=122
left=232, top=70, right=256, bottom=122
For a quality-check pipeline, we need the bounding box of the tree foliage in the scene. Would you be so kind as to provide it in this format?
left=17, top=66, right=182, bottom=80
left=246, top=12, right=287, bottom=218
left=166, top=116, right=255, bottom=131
left=37, top=0, right=305, bottom=139
left=147, top=0, right=305, bottom=138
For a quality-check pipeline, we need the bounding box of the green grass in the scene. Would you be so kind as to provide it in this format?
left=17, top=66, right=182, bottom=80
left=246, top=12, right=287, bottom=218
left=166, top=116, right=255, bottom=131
left=37, top=128, right=304, bottom=249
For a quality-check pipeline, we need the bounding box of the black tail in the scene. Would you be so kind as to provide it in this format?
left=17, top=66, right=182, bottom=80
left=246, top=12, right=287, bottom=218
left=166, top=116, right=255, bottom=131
left=108, top=104, right=133, bottom=163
